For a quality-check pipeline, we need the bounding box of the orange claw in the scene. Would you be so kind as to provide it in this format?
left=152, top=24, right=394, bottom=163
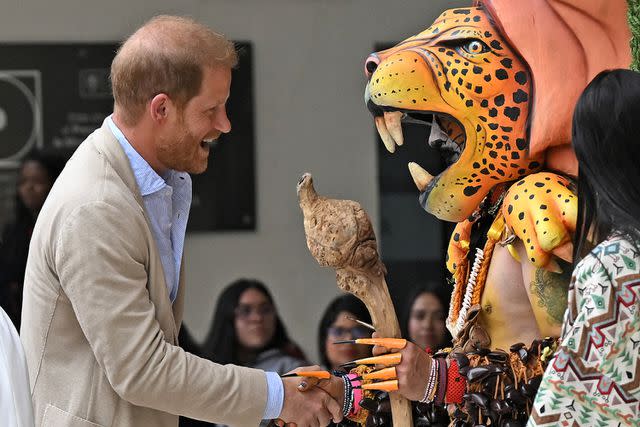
left=280, top=370, right=331, bottom=379
left=348, top=353, right=402, bottom=366
left=360, top=380, right=399, bottom=392
left=362, top=367, right=397, bottom=381
left=334, top=338, right=407, bottom=349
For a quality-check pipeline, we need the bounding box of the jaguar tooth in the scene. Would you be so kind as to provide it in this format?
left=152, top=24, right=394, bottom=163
left=384, top=111, right=404, bottom=146
left=375, top=116, right=396, bottom=153
left=408, top=162, right=433, bottom=191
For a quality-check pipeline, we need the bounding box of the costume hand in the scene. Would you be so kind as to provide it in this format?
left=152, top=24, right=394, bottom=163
left=277, top=371, right=343, bottom=427
left=502, top=172, right=576, bottom=270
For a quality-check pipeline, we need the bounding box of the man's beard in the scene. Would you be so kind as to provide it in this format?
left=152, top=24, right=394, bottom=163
left=157, top=128, right=208, bottom=174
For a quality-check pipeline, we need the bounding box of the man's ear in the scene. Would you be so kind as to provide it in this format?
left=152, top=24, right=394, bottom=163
left=149, top=93, right=172, bottom=122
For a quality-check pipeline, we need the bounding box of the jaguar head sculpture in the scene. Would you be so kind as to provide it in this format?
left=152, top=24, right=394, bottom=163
left=365, top=0, right=631, bottom=222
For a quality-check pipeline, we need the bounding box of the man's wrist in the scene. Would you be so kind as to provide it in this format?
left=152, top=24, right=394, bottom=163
left=263, top=371, right=284, bottom=419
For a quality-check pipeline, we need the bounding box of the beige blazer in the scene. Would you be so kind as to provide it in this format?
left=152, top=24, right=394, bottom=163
left=20, top=123, right=268, bottom=427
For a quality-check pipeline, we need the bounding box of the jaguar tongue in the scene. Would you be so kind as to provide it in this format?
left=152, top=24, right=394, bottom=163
left=408, top=162, right=433, bottom=191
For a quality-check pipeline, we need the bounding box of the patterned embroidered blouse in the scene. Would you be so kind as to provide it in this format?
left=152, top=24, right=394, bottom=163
left=529, top=235, right=640, bottom=426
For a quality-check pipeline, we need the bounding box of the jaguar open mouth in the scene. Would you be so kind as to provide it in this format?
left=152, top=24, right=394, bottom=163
left=369, top=103, right=466, bottom=193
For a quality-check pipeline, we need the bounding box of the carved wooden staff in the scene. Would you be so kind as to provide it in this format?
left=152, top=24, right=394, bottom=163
left=297, top=173, right=413, bottom=426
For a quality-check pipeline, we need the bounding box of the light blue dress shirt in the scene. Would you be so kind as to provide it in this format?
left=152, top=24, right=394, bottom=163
left=106, top=116, right=283, bottom=420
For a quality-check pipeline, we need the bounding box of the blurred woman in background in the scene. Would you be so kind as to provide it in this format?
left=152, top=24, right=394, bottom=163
left=318, top=293, right=372, bottom=372
left=0, top=150, right=63, bottom=330
left=401, top=283, right=451, bottom=352
left=180, top=278, right=307, bottom=427
left=201, top=278, right=308, bottom=373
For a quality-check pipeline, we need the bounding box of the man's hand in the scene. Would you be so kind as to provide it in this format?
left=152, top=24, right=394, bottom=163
left=272, top=366, right=343, bottom=427
left=297, top=376, right=345, bottom=404
left=277, top=376, right=343, bottom=427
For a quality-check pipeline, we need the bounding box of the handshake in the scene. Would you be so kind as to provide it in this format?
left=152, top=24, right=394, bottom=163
left=272, top=337, right=433, bottom=427
left=274, top=368, right=345, bottom=427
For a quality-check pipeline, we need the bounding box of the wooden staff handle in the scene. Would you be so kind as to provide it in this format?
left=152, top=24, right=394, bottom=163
left=297, top=173, right=413, bottom=426
left=336, top=268, right=413, bottom=425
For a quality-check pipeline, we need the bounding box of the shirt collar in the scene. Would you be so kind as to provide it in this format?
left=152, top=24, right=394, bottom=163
left=106, top=115, right=167, bottom=196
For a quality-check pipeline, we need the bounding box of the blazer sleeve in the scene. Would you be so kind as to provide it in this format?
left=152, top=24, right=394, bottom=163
left=54, top=200, right=268, bottom=426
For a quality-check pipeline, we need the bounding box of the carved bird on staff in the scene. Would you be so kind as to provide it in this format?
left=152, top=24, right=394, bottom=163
left=296, top=173, right=385, bottom=277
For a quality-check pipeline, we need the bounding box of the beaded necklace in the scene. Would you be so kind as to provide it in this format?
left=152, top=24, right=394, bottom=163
left=446, top=191, right=507, bottom=338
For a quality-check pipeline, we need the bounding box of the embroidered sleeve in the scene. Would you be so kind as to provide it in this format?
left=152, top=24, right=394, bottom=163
left=529, top=238, right=640, bottom=426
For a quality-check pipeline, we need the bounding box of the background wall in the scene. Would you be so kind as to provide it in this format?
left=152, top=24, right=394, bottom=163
left=0, top=0, right=466, bottom=362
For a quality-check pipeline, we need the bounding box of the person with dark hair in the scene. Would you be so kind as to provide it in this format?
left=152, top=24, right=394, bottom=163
left=0, top=150, right=63, bottom=330
left=318, top=293, right=372, bottom=372
left=400, top=284, right=451, bottom=352
left=529, top=69, right=640, bottom=425
left=180, top=279, right=308, bottom=427
left=201, top=278, right=307, bottom=372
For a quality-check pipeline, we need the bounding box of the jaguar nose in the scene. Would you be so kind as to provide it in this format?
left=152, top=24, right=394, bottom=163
left=364, top=54, right=380, bottom=79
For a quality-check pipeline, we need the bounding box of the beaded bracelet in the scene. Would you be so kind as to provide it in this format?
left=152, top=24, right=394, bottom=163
left=427, top=359, right=439, bottom=402
left=347, top=373, right=363, bottom=417
left=419, top=358, right=439, bottom=403
left=341, top=374, right=354, bottom=417
left=435, top=357, right=448, bottom=404
left=332, top=370, right=355, bottom=417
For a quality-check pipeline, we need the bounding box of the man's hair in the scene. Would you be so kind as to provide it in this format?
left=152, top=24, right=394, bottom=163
left=110, top=15, right=238, bottom=126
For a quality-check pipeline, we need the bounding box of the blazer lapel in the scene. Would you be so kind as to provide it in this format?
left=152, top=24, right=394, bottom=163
left=92, top=121, right=179, bottom=344
left=173, top=257, right=186, bottom=335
